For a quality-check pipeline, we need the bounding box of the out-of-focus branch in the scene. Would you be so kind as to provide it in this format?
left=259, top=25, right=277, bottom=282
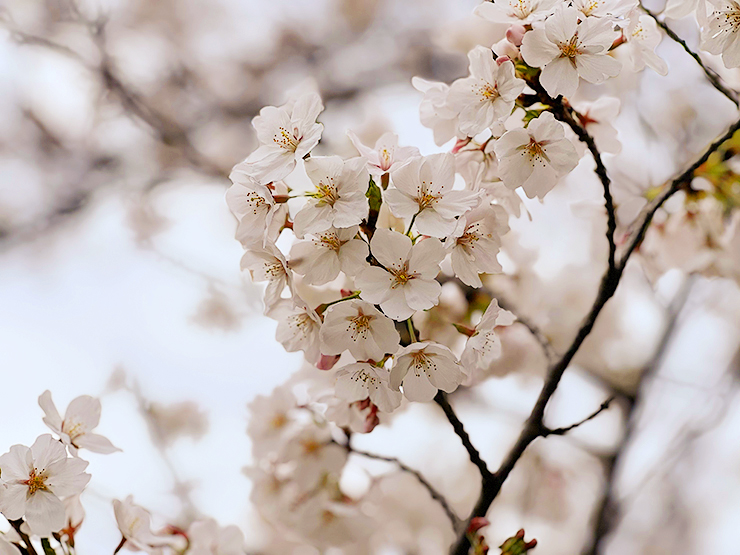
left=641, top=5, right=740, bottom=107
left=542, top=397, right=615, bottom=437
left=347, top=443, right=463, bottom=531
left=448, top=109, right=740, bottom=554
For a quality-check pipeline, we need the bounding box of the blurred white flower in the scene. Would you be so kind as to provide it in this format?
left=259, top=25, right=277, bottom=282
left=572, top=96, right=622, bottom=154
left=278, top=426, right=347, bottom=489
left=356, top=230, right=445, bottom=320
left=448, top=47, right=525, bottom=136
left=293, top=156, right=369, bottom=237
left=622, top=11, right=669, bottom=75
left=38, top=391, right=121, bottom=456
left=390, top=342, right=464, bottom=401
left=411, top=77, right=460, bottom=146
left=235, top=92, right=324, bottom=184
left=494, top=111, right=580, bottom=199
left=385, top=153, right=480, bottom=238
left=289, top=226, right=368, bottom=285
left=186, top=518, right=245, bottom=555
left=113, top=496, right=176, bottom=553
left=0, top=434, right=90, bottom=537
left=474, top=0, right=560, bottom=24
left=521, top=6, right=621, bottom=98
left=320, top=299, right=400, bottom=361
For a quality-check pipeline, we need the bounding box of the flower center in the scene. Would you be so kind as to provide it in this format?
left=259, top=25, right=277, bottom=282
left=380, top=148, right=393, bottom=170
left=348, top=312, right=374, bottom=339
left=510, top=0, right=533, bottom=19
left=410, top=350, right=436, bottom=376
left=719, top=7, right=740, bottom=32
left=477, top=82, right=499, bottom=102
left=24, top=468, right=49, bottom=495
left=274, top=126, right=300, bottom=152
left=559, top=35, right=581, bottom=59
left=524, top=138, right=550, bottom=162
left=389, top=263, right=417, bottom=288
left=318, top=232, right=342, bottom=252
left=64, top=420, right=86, bottom=442
left=314, top=179, right=339, bottom=206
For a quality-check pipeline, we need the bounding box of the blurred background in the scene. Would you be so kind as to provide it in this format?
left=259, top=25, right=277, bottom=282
left=0, top=0, right=739, bottom=553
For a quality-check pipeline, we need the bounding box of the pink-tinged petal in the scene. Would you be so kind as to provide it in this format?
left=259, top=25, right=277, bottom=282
left=0, top=483, right=28, bottom=520
left=338, top=239, right=369, bottom=275
left=380, top=289, right=415, bottom=321
left=522, top=161, right=559, bottom=199
left=426, top=351, right=464, bottom=392
left=30, top=435, right=66, bottom=472
left=540, top=57, right=580, bottom=98
left=383, top=187, right=419, bottom=220
left=0, top=535, right=21, bottom=555
left=65, top=395, right=102, bottom=430
left=421, top=153, right=455, bottom=194
left=243, top=145, right=295, bottom=184
left=409, top=237, right=446, bottom=276
left=335, top=364, right=374, bottom=403
left=434, top=190, right=481, bottom=219
left=0, top=445, right=32, bottom=482
left=347, top=129, right=377, bottom=161
left=542, top=139, right=580, bottom=175
left=73, top=433, right=121, bottom=455
left=356, top=267, right=394, bottom=304
left=292, top=202, right=333, bottom=238
left=575, top=53, right=621, bottom=84
left=493, top=128, right=529, bottom=158
left=521, top=29, right=560, bottom=68
left=291, top=92, right=323, bottom=129
left=451, top=247, right=483, bottom=288
left=304, top=155, right=344, bottom=186
left=45, top=457, right=90, bottom=497
left=390, top=157, right=423, bottom=196
left=401, top=370, right=438, bottom=402
left=38, top=391, right=63, bottom=434
left=723, top=32, right=740, bottom=67
left=414, top=209, right=457, bottom=237
left=404, top=278, right=442, bottom=311
left=369, top=382, right=402, bottom=412
left=369, top=229, right=412, bottom=269
left=25, top=490, right=65, bottom=536
left=545, top=5, right=579, bottom=44
left=252, top=105, right=291, bottom=145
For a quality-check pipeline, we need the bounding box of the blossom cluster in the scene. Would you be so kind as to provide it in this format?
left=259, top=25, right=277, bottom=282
left=0, top=392, right=245, bottom=555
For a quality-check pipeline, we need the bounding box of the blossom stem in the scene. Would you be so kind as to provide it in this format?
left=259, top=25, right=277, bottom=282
left=641, top=4, right=740, bottom=107
left=9, top=519, right=38, bottom=555
left=405, top=212, right=419, bottom=236
left=113, top=537, right=126, bottom=554
left=316, top=291, right=361, bottom=315
left=406, top=318, right=417, bottom=343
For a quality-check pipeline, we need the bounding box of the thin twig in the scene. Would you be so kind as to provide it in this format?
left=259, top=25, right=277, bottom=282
left=9, top=520, right=38, bottom=555
left=542, top=397, right=615, bottom=437
left=641, top=5, right=740, bottom=107
left=348, top=444, right=463, bottom=531
left=434, top=391, right=493, bottom=482
left=448, top=111, right=740, bottom=555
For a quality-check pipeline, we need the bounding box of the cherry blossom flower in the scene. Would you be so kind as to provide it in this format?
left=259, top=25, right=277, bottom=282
left=289, top=226, right=368, bottom=285
left=448, top=47, right=526, bottom=136
left=572, top=0, right=634, bottom=19
left=38, top=391, right=120, bottom=456
left=446, top=204, right=510, bottom=288
left=113, top=496, right=176, bottom=553
left=474, top=0, right=560, bottom=24
left=0, top=435, right=90, bottom=537
left=411, top=77, right=461, bottom=146
left=572, top=96, right=622, bottom=154
left=389, top=342, right=464, bottom=402
left=320, top=299, right=400, bottom=361
left=461, top=299, right=516, bottom=372
left=520, top=6, right=622, bottom=98
left=235, top=92, right=324, bottom=184
left=355, top=230, right=445, bottom=320
left=240, top=245, right=292, bottom=311
left=494, top=111, right=580, bottom=199
left=385, top=153, right=480, bottom=238
left=278, top=426, right=348, bottom=489
left=226, top=173, right=288, bottom=248
left=622, top=11, right=669, bottom=75
left=663, top=0, right=699, bottom=18
left=335, top=362, right=402, bottom=412
left=347, top=131, right=420, bottom=177
left=700, top=0, right=740, bottom=68
left=247, top=386, right=298, bottom=457
left=271, top=300, right=323, bottom=364
left=187, top=518, right=246, bottom=555
left=293, top=156, right=369, bottom=237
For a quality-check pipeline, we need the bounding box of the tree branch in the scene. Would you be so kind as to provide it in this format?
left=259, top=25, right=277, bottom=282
left=542, top=397, right=615, bottom=437
left=347, top=443, right=463, bottom=531
left=641, top=5, right=740, bottom=107
left=434, top=392, right=493, bottom=483
left=448, top=110, right=740, bottom=555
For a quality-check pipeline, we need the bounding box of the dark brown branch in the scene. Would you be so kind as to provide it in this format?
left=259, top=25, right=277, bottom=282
left=434, top=391, right=493, bottom=483
left=348, top=444, right=463, bottom=531
left=449, top=112, right=740, bottom=555
left=542, top=397, right=615, bottom=437
left=641, top=5, right=740, bottom=107
left=9, top=520, right=38, bottom=555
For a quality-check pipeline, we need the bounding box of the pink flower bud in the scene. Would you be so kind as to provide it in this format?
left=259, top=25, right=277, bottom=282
left=317, top=354, right=341, bottom=370
left=496, top=56, right=512, bottom=66
left=493, top=38, right=519, bottom=60
left=506, top=24, right=526, bottom=46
